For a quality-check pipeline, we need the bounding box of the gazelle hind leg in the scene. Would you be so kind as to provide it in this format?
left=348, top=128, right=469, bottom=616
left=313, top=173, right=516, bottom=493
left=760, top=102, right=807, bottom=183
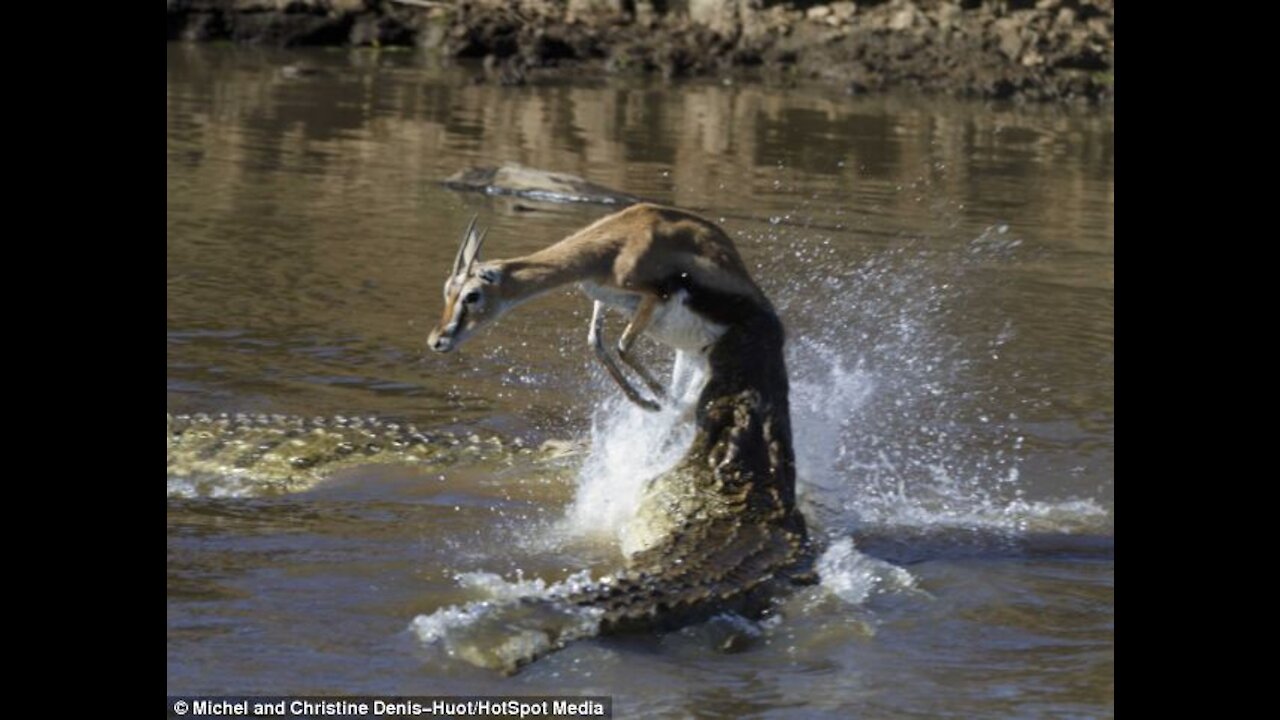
left=617, top=296, right=667, bottom=399
left=590, top=300, right=660, bottom=412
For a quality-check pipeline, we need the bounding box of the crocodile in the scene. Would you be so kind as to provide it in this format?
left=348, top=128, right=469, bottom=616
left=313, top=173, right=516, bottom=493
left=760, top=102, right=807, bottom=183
left=414, top=298, right=815, bottom=673
left=166, top=412, right=545, bottom=496
left=417, top=205, right=816, bottom=672
left=441, top=163, right=643, bottom=206
left=441, top=161, right=895, bottom=239
left=563, top=297, right=815, bottom=628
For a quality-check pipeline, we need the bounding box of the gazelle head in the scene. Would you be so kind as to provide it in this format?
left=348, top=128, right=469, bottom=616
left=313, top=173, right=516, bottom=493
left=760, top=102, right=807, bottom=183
left=428, top=215, right=505, bottom=353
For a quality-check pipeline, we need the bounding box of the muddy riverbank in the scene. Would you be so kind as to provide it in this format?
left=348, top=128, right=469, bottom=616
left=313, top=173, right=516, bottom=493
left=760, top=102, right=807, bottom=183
left=166, top=0, right=1113, bottom=103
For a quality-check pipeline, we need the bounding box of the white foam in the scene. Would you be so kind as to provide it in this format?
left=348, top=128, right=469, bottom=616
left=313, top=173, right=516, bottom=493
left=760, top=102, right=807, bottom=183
left=456, top=570, right=549, bottom=599
left=166, top=472, right=271, bottom=499
left=408, top=570, right=605, bottom=670
left=409, top=600, right=499, bottom=644
left=816, top=537, right=919, bottom=606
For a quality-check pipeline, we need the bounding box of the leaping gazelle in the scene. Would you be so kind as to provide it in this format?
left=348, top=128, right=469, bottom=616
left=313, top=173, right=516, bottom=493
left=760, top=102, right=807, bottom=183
left=427, top=204, right=773, bottom=411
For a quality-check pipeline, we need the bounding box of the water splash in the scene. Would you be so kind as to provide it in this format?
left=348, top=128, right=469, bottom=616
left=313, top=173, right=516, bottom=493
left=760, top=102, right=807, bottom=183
left=815, top=537, right=920, bottom=606
left=167, top=472, right=286, bottom=499
left=410, top=222, right=1109, bottom=652
left=563, top=223, right=1108, bottom=563
left=788, top=327, right=1107, bottom=535
left=408, top=570, right=604, bottom=671
left=562, top=350, right=707, bottom=555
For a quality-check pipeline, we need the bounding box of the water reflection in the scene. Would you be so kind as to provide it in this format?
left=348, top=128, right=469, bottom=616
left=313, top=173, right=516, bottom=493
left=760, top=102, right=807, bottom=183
left=167, top=44, right=1112, bottom=235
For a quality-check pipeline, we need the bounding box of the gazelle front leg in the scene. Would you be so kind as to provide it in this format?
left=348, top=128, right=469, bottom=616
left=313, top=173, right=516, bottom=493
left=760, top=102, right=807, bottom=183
left=617, top=295, right=667, bottom=400
left=589, top=300, right=660, bottom=412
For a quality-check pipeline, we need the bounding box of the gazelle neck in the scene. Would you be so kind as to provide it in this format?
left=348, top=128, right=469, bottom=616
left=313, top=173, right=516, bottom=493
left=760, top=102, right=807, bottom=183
left=497, top=241, right=618, bottom=303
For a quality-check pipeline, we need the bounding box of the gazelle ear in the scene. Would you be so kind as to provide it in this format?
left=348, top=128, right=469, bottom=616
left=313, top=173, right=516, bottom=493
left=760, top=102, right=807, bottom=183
left=479, top=267, right=500, bottom=284
left=452, top=214, right=479, bottom=277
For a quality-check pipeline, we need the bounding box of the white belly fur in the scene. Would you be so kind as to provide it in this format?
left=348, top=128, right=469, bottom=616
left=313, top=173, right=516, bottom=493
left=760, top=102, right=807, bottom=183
left=648, top=293, right=726, bottom=350
left=579, top=283, right=726, bottom=352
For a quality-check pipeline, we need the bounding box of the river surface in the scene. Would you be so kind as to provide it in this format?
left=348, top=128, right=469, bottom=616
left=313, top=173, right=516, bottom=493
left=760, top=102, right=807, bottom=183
left=167, top=44, right=1113, bottom=717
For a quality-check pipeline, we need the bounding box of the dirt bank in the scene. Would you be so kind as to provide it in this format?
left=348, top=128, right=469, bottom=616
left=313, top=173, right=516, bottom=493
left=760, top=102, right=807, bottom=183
left=166, top=1, right=1114, bottom=103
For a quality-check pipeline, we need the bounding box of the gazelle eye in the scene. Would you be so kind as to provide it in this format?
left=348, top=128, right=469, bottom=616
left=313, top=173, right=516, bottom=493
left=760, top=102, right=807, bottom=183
left=463, top=291, right=481, bottom=304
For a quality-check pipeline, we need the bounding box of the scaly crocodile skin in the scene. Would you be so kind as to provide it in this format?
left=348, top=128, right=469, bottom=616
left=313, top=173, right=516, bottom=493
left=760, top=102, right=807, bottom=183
left=167, top=412, right=531, bottom=493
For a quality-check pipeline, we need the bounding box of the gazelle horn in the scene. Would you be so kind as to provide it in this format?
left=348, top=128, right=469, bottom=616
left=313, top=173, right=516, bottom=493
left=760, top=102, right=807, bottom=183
left=452, top=214, right=479, bottom=277
left=464, top=226, right=488, bottom=276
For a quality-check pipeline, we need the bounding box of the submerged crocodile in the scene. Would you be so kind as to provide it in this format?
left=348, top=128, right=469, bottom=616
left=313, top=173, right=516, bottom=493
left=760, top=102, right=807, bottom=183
left=166, top=412, right=543, bottom=495
left=441, top=161, right=888, bottom=238
left=420, top=203, right=815, bottom=671
left=442, top=163, right=642, bottom=206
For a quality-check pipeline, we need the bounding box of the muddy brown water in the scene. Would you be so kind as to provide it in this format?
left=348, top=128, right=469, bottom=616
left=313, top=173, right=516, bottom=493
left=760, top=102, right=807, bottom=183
left=167, top=44, right=1113, bottom=717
